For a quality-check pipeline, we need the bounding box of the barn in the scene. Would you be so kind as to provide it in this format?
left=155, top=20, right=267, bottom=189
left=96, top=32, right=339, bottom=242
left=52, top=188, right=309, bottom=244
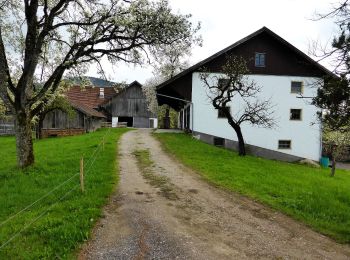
left=103, top=81, right=158, bottom=128
left=41, top=79, right=117, bottom=138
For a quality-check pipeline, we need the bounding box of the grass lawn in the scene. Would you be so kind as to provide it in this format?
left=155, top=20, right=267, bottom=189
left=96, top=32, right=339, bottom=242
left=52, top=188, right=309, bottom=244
left=155, top=133, right=350, bottom=243
left=0, top=128, right=129, bottom=259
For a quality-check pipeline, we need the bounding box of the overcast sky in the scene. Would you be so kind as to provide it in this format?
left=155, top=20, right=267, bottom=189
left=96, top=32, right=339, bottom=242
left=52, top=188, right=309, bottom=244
left=88, top=0, right=339, bottom=84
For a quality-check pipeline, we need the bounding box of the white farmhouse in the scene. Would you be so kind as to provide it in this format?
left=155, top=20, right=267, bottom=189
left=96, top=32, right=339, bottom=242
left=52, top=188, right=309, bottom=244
left=156, top=27, right=333, bottom=162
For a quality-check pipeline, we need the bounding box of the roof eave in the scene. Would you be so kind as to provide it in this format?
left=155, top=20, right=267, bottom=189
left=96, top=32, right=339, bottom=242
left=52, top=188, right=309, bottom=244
left=156, top=26, right=335, bottom=91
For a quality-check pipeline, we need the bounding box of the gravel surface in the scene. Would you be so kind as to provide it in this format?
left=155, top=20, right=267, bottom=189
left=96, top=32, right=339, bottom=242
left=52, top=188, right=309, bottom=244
left=79, top=129, right=350, bottom=260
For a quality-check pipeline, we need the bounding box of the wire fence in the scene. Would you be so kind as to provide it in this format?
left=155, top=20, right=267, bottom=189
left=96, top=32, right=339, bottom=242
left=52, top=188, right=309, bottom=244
left=0, top=128, right=113, bottom=251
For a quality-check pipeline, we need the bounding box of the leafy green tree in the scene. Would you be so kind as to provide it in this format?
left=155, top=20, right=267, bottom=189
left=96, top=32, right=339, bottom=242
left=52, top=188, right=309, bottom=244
left=313, top=1, right=350, bottom=130
left=313, top=76, right=350, bottom=131
left=323, top=124, right=350, bottom=176
left=0, top=0, right=199, bottom=167
left=312, top=1, right=350, bottom=173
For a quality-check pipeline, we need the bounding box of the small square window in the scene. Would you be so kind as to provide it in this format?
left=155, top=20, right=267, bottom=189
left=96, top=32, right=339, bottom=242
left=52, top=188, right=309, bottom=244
left=218, top=106, right=230, bottom=118
left=214, top=137, right=225, bottom=147
left=255, top=53, right=266, bottom=67
left=290, top=109, right=302, bottom=120
left=291, top=81, right=303, bottom=94
left=278, top=140, right=291, bottom=149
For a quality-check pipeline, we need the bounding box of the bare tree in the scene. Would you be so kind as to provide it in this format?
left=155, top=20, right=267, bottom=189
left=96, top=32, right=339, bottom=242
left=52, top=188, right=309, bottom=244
left=312, top=0, right=350, bottom=75
left=310, top=1, right=350, bottom=131
left=200, top=56, right=275, bottom=156
left=0, top=0, right=200, bottom=167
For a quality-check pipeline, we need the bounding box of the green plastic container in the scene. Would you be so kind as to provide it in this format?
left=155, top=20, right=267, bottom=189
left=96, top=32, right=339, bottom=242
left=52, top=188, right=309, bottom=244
left=320, top=157, right=330, bottom=168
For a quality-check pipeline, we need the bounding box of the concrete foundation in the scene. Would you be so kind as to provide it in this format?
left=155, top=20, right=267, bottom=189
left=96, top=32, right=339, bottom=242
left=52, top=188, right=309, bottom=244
left=193, top=131, right=303, bottom=162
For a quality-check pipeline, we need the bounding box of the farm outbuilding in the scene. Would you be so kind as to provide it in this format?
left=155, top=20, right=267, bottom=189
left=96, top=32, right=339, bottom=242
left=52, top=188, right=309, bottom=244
left=103, top=81, right=158, bottom=128
left=41, top=80, right=117, bottom=137
left=40, top=78, right=157, bottom=138
left=0, top=116, right=15, bottom=136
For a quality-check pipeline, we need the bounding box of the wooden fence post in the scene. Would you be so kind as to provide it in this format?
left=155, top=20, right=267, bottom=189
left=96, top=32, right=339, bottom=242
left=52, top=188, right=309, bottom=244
left=80, top=157, right=84, bottom=193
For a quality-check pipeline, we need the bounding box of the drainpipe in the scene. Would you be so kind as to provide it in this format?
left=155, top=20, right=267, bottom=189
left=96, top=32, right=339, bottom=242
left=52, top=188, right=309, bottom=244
left=156, top=93, right=193, bottom=132
left=319, top=109, right=323, bottom=160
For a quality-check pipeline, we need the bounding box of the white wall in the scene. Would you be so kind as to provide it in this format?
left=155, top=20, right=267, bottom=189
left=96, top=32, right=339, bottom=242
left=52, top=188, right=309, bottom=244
left=191, top=72, right=322, bottom=161
left=151, top=118, right=158, bottom=129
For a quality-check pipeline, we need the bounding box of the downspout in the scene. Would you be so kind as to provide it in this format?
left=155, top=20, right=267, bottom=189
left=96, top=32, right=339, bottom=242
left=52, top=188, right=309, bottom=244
left=319, top=109, right=323, bottom=160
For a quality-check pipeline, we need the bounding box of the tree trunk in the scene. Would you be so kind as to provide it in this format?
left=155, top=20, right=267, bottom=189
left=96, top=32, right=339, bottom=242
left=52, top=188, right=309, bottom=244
left=330, top=156, right=336, bottom=177
left=235, top=125, right=246, bottom=156
left=15, top=112, right=34, bottom=168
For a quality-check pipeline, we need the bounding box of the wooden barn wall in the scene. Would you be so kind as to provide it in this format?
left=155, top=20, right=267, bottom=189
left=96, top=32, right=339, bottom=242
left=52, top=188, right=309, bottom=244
left=42, top=109, right=85, bottom=129
left=109, top=85, right=155, bottom=118
left=0, top=117, right=15, bottom=135
left=86, top=117, right=103, bottom=132
left=133, top=117, right=151, bottom=128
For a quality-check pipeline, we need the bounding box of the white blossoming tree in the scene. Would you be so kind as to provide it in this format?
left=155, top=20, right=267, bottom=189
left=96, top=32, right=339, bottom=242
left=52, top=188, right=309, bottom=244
left=0, top=0, right=200, bottom=167
left=142, top=40, right=197, bottom=127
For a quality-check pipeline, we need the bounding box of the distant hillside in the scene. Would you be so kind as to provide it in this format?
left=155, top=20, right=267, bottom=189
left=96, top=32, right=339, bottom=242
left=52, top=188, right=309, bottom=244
left=70, top=76, right=119, bottom=88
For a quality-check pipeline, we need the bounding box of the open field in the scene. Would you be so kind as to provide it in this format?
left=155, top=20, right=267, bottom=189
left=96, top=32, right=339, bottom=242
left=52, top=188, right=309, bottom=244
left=0, top=128, right=129, bottom=259
left=156, top=133, right=350, bottom=243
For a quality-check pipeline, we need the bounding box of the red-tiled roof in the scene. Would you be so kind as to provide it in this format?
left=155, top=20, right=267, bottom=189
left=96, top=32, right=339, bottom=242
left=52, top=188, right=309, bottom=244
left=65, top=86, right=117, bottom=118
left=66, top=86, right=117, bottom=108
left=69, top=99, right=106, bottom=118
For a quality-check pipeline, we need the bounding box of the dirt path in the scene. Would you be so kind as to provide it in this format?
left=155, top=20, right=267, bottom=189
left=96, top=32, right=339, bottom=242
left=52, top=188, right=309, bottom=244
left=79, top=129, right=350, bottom=260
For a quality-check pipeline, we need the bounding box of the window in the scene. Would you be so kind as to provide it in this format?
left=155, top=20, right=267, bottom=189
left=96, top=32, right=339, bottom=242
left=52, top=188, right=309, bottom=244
left=214, top=137, right=225, bottom=147
left=99, top=88, right=104, bottom=98
left=291, top=81, right=303, bottom=94
left=290, top=109, right=302, bottom=120
left=255, top=53, right=266, bottom=67
left=218, top=106, right=230, bottom=118
left=278, top=140, right=291, bottom=149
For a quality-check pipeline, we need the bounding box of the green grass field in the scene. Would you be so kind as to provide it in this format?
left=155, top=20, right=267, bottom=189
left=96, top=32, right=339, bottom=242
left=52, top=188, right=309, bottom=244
left=0, top=128, right=129, bottom=259
left=156, top=133, right=350, bottom=243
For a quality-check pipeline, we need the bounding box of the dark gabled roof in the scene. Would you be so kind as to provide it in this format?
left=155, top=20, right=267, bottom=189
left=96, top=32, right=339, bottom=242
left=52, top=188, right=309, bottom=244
left=128, top=80, right=142, bottom=88
left=157, top=26, right=333, bottom=90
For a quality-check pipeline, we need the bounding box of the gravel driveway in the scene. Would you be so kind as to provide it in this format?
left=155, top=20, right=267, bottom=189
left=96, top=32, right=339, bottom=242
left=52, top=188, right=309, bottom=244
left=79, top=129, right=350, bottom=260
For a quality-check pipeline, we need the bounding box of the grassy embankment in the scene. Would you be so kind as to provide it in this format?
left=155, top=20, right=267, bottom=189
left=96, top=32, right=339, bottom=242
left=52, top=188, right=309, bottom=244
left=156, top=133, right=350, bottom=243
left=0, top=128, right=129, bottom=259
